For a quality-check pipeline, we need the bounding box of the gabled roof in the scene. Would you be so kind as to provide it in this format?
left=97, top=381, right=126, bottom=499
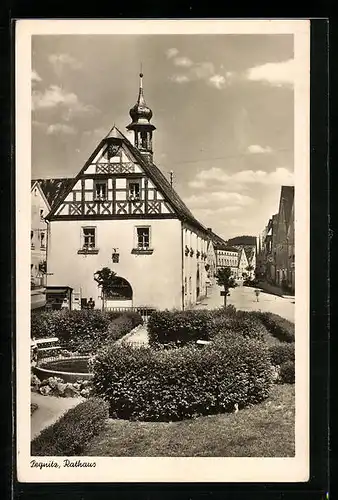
left=32, top=178, right=74, bottom=209
left=46, top=126, right=208, bottom=234
left=244, top=247, right=255, bottom=263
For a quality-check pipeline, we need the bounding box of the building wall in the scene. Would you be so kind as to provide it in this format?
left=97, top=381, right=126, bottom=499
left=215, top=249, right=238, bottom=277
left=31, top=185, right=49, bottom=283
left=183, top=225, right=209, bottom=309
left=47, top=218, right=183, bottom=310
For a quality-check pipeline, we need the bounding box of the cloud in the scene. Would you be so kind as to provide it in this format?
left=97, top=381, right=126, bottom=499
left=166, top=48, right=179, bottom=59
left=83, top=127, right=108, bottom=138
left=246, top=59, right=295, bottom=87
left=184, top=191, right=254, bottom=208
left=247, top=144, right=272, bottom=154
left=173, top=56, right=193, bottom=67
left=47, top=123, right=77, bottom=135
left=32, top=85, right=97, bottom=117
left=208, top=74, right=227, bottom=89
left=49, top=53, right=83, bottom=71
left=188, top=167, right=294, bottom=189
left=170, top=74, right=190, bottom=84
left=167, top=49, right=232, bottom=90
left=31, top=70, right=42, bottom=82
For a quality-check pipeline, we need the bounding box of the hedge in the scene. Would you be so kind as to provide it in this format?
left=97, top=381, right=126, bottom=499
left=92, top=334, right=273, bottom=421
left=279, top=360, right=295, bottom=384
left=148, top=307, right=268, bottom=345
left=31, top=310, right=143, bottom=354
left=214, top=310, right=269, bottom=342
left=269, top=343, right=295, bottom=366
left=31, top=397, right=109, bottom=456
left=147, top=309, right=215, bottom=345
left=254, top=312, right=295, bottom=343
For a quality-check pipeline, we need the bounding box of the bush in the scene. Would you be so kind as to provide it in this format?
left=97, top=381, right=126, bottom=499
left=213, top=310, right=269, bottom=342
left=147, top=307, right=267, bottom=345
left=31, top=397, right=109, bottom=456
left=92, top=335, right=273, bottom=421
left=279, top=360, right=295, bottom=384
left=255, top=312, right=295, bottom=343
left=148, top=309, right=216, bottom=345
left=31, top=310, right=143, bottom=354
left=269, top=343, right=295, bottom=366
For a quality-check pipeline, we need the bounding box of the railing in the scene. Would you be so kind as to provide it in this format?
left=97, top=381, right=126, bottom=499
left=105, top=306, right=157, bottom=323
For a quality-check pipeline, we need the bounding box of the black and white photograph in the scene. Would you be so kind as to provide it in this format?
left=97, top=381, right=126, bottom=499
left=16, top=19, right=310, bottom=483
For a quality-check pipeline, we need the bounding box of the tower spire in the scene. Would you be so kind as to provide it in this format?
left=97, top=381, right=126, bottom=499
left=127, top=70, right=156, bottom=162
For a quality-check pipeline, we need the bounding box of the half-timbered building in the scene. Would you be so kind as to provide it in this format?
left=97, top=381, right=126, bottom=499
left=45, top=74, right=212, bottom=311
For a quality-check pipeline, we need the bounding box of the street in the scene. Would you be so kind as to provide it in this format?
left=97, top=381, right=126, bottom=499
left=195, top=283, right=295, bottom=323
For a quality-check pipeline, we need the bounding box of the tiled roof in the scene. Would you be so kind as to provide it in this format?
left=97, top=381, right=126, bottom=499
left=223, top=246, right=239, bottom=253
left=227, top=235, right=257, bottom=246
left=124, top=134, right=208, bottom=233
left=208, top=230, right=229, bottom=250
left=32, top=178, right=74, bottom=208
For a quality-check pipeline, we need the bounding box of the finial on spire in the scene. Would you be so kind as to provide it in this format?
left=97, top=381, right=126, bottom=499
left=140, top=63, right=143, bottom=88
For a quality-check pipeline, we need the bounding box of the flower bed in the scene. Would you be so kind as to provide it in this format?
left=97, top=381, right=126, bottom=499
left=31, top=373, right=92, bottom=398
left=92, top=334, right=273, bottom=421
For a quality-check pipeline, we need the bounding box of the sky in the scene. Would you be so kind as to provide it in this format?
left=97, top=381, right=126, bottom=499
left=31, top=34, right=294, bottom=240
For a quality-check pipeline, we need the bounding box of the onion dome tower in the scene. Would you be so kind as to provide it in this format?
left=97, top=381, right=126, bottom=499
left=127, top=72, right=156, bottom=163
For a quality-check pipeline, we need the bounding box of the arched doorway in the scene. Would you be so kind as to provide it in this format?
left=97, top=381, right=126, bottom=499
left=105, top=276, right=133, bottom=309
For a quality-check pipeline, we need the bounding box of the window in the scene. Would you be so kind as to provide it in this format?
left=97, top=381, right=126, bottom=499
left=81, top=227, right=96, bottom=250
left=132, top=226, right=153, bottom=254
left=40, top=231, right=46, bottom=249
left=94, top=181, right=107, bottom=200
left=31, top=230, right=34, bottom=248
left=40, top=209, right=44, bottom=221
left=137, top=227, right=149, bottom=249
left=128, top=179, right=141, bottom=200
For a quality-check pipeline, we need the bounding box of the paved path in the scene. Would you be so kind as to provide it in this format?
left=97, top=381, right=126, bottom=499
left=195, top=284, right=295, bottom=323
left=116, top=323, right=149, bottom=346
left=31, top=392, right=84, bottom=440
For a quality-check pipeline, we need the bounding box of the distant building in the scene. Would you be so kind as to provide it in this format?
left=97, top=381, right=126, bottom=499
left=275, top=186, right=294, bottom=291
left=208, top=230, right=239, bottom=277
left=226, top=235, right=257, bottom=280
left=258, top=185, right=295, bottom=292
left=31, top=181, right=50, bottom=310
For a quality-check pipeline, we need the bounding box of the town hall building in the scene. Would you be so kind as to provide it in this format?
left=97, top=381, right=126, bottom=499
left=44, top=73, right=213, bottom=311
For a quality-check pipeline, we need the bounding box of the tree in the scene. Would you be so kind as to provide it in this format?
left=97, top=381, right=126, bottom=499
left=246, top=264, right=254, bottom=279
left=94, top=267, right=117, bottom=310
left=216, top=267, right=237, bottom=307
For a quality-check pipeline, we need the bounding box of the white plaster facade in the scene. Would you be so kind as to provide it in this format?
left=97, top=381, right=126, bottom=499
left=31, top=182, right=49, bottom=284
left=47, top=218, right=184, bottom=311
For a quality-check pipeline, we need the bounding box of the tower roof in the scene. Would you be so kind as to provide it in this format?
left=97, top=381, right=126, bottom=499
left=127, top=73, right=156, bottom=130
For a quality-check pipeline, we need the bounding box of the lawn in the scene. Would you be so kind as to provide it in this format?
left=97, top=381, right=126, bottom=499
left=84, top=384, right=294, bottom=457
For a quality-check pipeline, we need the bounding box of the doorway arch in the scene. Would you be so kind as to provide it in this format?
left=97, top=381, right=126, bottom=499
left=105, top=276, right=133, bottom=309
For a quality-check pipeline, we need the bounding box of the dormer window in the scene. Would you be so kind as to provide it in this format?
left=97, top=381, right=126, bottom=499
left=94, top=181, right=107, bottom=200
left=128, top=179, right=141, bottom=200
